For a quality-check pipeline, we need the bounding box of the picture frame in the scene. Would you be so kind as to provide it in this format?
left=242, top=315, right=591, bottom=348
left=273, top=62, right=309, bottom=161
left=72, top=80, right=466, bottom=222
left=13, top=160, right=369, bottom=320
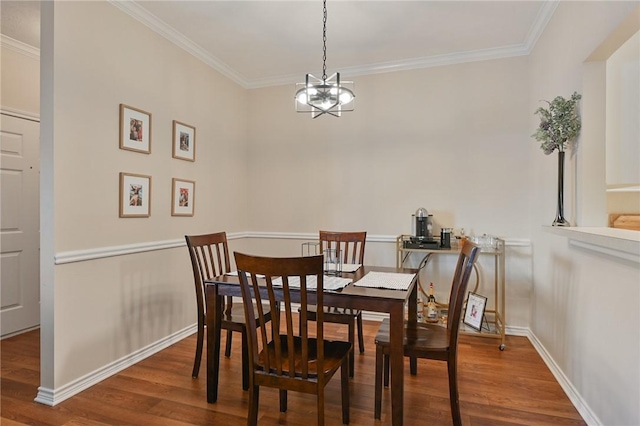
left=463, top=292, right=487, bottom=331
left=119, top=172, right=151, bottom=218
left=172, top=120, right=196, bottom=162
left=171, top=178, right=195, bottom=216
left=119, top=104, right=152, bottom=154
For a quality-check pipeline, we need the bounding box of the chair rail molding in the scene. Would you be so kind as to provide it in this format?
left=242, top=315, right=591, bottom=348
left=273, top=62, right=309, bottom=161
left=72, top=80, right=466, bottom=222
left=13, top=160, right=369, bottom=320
left=54, top=232, right=530, bottom=264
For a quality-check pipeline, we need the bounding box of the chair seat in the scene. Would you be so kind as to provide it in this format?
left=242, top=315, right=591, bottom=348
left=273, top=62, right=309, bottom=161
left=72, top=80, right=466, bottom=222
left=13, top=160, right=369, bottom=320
left=258, top=335, right=352, bottom=377
left=375, top=318, right=450, bottom=354
left=306, top=306, right=362, bottom=324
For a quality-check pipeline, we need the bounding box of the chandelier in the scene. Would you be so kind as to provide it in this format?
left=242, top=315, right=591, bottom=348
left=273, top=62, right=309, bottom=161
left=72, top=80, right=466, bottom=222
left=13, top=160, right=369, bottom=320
left=295, top=0, right=355, bottom=118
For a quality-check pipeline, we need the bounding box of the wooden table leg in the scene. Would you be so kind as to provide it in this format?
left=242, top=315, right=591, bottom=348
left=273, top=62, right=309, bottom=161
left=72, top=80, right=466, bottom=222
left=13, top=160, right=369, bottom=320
left=206, top=285, right=222, bottom=403
left=407, top=280, right=417, bottom=323
left=389, top=302, right=404, bottom=426
left=390, top=281, right=417, bottom=426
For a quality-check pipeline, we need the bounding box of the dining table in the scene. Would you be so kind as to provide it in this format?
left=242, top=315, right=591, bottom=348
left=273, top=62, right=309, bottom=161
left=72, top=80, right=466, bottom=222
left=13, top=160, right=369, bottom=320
left=205, top=264, right=419, bottom=426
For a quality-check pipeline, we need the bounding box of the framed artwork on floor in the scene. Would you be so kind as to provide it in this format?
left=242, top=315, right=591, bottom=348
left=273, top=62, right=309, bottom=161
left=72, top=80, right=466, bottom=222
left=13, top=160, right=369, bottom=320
left=172, top=120, right=196, bottom=162
left=171, top=178, right=195, bottom=216
left=119, top=104, right=151, bottom=154
left=463, top=292, right=487, bottom=331
left=119, top=172, right=151, bottom=218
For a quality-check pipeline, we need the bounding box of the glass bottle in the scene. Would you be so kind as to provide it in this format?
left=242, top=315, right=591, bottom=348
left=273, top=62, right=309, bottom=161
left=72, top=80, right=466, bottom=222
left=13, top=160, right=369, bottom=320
left=426, top=282, right=438, bottom=322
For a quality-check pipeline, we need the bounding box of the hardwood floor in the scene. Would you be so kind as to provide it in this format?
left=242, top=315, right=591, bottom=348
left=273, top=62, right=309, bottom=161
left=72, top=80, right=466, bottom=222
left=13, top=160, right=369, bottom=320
left=1, top=321, right=586, bottom=425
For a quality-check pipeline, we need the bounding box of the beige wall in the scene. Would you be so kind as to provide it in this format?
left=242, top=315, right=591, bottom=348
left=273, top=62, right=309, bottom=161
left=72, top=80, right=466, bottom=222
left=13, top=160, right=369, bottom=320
left=605, top=30, right=640, bottom=215
left=51, top=3, right=250, bottom=251
left=606, top=31, right=640, bottom=188
left=529, top=2, right=640, bottom=425
left=42, top=1, right=249, bottom=391
left=0, top=44, right=39, bottom=115
left=248, top=59, right=531, bottom=237
left=246, top=57, right=534, bottom=327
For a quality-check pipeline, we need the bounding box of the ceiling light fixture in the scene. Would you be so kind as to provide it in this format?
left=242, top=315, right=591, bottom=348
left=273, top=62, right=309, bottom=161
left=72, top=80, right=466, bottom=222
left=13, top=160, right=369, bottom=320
left=295, top=0, right=355, bottom=118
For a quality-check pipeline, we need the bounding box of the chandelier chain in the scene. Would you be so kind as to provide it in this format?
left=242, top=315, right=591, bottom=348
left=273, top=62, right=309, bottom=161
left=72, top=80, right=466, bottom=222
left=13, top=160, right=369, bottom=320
left=322, top=0, right=327, bottom=81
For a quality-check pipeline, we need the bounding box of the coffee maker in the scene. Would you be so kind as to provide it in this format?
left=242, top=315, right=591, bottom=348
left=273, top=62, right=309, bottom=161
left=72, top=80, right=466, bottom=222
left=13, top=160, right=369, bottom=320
left=413, top=207, right=432, bottom=240
left=406, top=208, right=439, bottom=249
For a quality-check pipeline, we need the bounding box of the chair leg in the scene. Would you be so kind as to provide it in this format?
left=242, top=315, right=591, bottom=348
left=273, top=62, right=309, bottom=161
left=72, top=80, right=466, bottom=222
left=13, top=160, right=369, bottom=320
left=383, top=353, right=390, bottom=388
left=341, top=357, right=350, bottom=424
left=192, top=318, right=204, bottom=378
left=348, top=320, right=355, bottom=378
left=410, top=356, right=417, bottom=375
left=241, top=331, right=249, bottom=390
left=317, top=386, right=325, bottom=426
left=279, top=389, right=287, bottom=413
left=225, top=329, right=233, bottom=358
left=356, top=313, right=365, bottom=354
left=248, top=384, right=259, bottom=426
left=448, top=358, right=462, bottom=426
left=374, top=344, right=383, bottom=419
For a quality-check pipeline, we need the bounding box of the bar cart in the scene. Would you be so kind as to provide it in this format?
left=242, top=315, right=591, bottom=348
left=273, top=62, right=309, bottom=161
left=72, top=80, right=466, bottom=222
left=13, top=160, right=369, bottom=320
left=396, top=235, right=506, bottom=350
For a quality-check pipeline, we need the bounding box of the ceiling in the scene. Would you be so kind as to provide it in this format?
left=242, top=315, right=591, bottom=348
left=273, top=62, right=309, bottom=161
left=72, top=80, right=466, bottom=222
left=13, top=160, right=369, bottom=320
left=1, top=1, right=557, bottom=89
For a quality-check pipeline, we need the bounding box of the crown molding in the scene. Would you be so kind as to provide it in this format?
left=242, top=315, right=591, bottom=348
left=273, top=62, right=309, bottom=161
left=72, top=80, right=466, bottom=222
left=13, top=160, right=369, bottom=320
left=247, top=44, right=531, bottom=89
left=523, top=1, right=560, bottom=52
left=107, top=0, right=250, bottom=89
left=0, top=35, right=40, bottom=59
left=111, top=0, right=558, bottom=90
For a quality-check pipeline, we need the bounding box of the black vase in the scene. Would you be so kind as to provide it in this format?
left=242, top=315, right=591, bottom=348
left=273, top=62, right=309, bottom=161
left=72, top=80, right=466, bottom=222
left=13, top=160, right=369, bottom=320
left=553, top=151, right=570, bottom=226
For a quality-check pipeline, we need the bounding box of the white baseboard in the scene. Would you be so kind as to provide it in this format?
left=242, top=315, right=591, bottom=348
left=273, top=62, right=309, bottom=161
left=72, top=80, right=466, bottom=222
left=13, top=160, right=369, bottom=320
left=356, top=318, right=597, bottom=425
left=35, top=324, right=197, bottom=406
left=526, top=330, right=599, bottom=426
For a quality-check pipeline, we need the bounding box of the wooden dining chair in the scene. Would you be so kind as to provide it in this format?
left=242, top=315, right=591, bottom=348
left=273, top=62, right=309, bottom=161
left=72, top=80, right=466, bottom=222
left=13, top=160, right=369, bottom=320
left=235, top=252, right=352, bottom=426
left=301, top=231, right=366, bottom=378
left=185, top=232, right=272, bottom=387
left=373, top=240, right=480, bottom=425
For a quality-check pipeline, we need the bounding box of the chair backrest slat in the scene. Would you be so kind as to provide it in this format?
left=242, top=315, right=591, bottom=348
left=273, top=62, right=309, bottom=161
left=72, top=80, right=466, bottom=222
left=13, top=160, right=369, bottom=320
left=448, top=240, right=480, bottom=350
left=235, top=252, right=324, bottom=381
left=319, top=231, right=366, bottom=264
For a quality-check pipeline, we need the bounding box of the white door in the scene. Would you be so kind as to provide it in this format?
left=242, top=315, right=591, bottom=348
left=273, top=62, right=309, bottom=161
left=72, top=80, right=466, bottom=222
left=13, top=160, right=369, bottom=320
left=1, top=113, right=40, bottom=337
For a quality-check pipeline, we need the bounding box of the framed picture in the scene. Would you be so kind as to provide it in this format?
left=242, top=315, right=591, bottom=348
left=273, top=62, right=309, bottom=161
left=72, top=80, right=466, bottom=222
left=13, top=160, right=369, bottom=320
left=463, top=292, right=487, bottom=331
left=119, top=172, right=151, bottom=218
left=172, top=120, right=196, bottom=162
left=171, top=178, right=195, bottom=216
left=120, top=104, right=151, bottom=154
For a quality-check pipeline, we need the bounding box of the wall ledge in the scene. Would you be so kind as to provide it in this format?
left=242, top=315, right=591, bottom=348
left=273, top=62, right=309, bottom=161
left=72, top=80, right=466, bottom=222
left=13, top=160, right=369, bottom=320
left=542, top=226, right=640, bottom=263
